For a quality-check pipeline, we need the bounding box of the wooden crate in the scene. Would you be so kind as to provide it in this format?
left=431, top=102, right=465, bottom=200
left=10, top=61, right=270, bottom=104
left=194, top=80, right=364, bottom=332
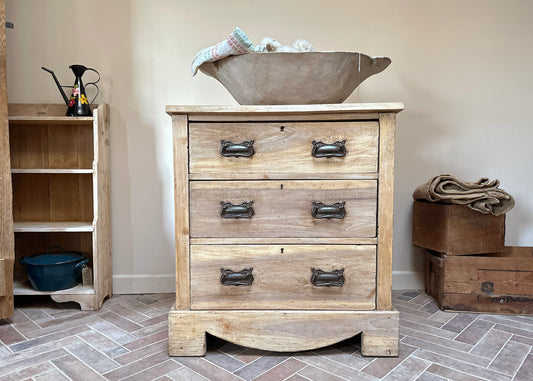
left=424, top=247, right=533, bottom=315
left=413, top=201, right=505, bottom=255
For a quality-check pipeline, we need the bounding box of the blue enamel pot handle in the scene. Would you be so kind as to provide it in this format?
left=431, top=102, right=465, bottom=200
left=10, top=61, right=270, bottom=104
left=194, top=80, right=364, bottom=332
left=74, top=258, right=90, bottom=271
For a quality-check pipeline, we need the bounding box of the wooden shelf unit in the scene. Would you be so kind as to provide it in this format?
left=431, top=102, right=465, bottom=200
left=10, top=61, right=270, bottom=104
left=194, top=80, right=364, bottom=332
left=7, top=103, right=111, bottom=310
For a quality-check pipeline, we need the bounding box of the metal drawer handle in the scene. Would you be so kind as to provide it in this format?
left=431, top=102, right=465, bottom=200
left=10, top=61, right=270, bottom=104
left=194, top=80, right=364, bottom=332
left=220, top=139, right=255, bottom=157
left=311, top=268, right=345, bottom=287
left=312, top=201, right=346, bottom=219
left=220, top=201, right=254, bottom=218
left=311, top=140, right=346, bottom=158
left=220, top=267, right=254, bottom=286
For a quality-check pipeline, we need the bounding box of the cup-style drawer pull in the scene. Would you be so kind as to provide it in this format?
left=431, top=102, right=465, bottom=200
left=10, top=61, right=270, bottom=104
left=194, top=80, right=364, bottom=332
left=311, top=201, right=346, bottom=219
left=311, top=268, right=345, bottom=287
left=311, top=140, right=346, bottom=158
left=220, top=139, right=255, bottom=157
left=220, top=267, right=254, bottom=286
left=220, top=201, right=254, bottom=218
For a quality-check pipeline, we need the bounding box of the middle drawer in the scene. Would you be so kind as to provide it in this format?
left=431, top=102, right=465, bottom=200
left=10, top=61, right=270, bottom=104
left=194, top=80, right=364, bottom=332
left=189, top=180, right=377, bottom=238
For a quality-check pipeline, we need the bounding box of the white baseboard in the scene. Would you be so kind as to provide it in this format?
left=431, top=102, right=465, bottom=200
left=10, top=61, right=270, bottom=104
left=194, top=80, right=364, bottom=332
left=112, top=274, right=175, bottom=294
left=392, top=271, right=425, bottom=290
left=112, top=271, right=425, bottom=294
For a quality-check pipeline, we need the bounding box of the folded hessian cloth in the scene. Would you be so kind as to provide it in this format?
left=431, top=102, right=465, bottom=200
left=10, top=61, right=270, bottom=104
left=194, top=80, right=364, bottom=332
left=412, top=174, right=515, bottom=216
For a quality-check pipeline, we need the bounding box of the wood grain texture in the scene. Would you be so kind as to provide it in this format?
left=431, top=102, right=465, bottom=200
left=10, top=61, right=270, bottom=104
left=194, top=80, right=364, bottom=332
left=190, top=180, right=377, bottom=238
left=8, top=103, right=96, bottom=118
left=0, top=258, right=7, bottom=295
left=190, top=237, right=378, bottom=245
left=12, top=173, right=93, bottom=222
left=92, top=104, right=112, bottom=309
left=413, top=201, right=505, bottom=255
left=11, top=169, right=94, bottom=174
left=425, top=248, right=533, bottom=315
left=190, top=245, right=376, bottom=310
left=50, top=293, right=100, bottom=310
left=7, top=104, right=110, bottom=310
left=0, top=0, right=14, bottom=318
left=189, top=172, right=378, bottom=180
left=189, top=121, right=378, bottom=178
left=166, top=103, right=405, bottom=116
left=14, top=222, right=94, bottom=232
left=376, top=113, right=396, bottom=310
left=187, top=112, right=381, bottom=122
left=168, top=103, right=402, bottom=356
left=172, top=114, right=190, bottom=309
left=9, top=123, right=93, bottom=169
left=168, top=308, right=399, bottom=356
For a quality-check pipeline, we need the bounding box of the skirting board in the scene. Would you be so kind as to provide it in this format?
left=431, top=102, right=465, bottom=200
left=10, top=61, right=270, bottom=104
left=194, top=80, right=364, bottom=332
left=112, top=274, right=175, bottom=294
left=112, top=271, right=424, bottom=294
left=392, top=270, right=424, bottom=290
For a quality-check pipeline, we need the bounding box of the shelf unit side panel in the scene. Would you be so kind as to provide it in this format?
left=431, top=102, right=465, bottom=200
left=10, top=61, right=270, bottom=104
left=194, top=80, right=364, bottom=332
left=92, top=104, right=112, bottom=302
left=0, top=0, right=14, bottom=318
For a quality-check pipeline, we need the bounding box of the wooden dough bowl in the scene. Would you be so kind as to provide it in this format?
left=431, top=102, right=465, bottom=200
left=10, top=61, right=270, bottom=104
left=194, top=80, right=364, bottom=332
left=199, top=52, right=391, bottom=105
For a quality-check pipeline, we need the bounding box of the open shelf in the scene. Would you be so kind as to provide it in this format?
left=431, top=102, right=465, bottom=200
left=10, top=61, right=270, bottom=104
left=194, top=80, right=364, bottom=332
left=9, top=121, right=94, bottom=170
left=12, top=173, right=93, bottom=223
left=8, top=116, right=94, bottom=124
left=11, top=169, right=94, bottom=174
left=14, top=222, right=94, bottom=233
left=13, top=279, right=95, bottom=296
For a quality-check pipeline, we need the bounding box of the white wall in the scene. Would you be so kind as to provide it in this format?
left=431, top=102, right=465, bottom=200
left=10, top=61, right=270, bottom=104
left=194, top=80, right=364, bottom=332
left=5, top=0, right=533, bottom=292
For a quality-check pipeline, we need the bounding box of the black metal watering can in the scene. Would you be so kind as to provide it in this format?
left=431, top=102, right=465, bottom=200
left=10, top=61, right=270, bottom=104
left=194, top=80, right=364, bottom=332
left=42, top=65, right=100, bottom=117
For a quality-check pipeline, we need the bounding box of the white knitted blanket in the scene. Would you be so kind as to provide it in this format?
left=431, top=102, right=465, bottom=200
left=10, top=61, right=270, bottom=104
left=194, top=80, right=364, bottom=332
left=191, top=27, right=315, bottom=76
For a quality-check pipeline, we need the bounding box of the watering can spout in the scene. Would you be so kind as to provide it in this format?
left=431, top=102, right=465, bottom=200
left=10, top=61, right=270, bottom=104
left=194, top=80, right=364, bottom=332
left=41, top=66, right=69, bottom=105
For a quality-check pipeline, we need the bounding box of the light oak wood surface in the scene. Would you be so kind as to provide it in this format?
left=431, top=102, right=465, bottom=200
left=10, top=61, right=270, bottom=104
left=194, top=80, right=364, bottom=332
left=0, top=0, right=14, bottom=318
left=0, top=258, right=7, bottom=296
left=167, top=103, right=403, bottom=356
left=91, top=104, right=112, bottom=310
left=166, top=103, right=404, bottom=115
left=190, top=244, right=376, bottom=310
left=14, top=222, right=94, bottom=232
left=9, top=123, right=93, bottom=169
left=172, top=114, right=191, bottom=309
left=168, top=308, right=399, bottom=356
left=376, top=113, right=396, bottom=310
left=190, top=180, right=377, bottom=238
left=189, top=121, right=378, bottom=177
left=190, top=237, right=378, bottom=245
left=12, top=173, right=93, bottom=222
left=6, top=104, right=111, bottom=310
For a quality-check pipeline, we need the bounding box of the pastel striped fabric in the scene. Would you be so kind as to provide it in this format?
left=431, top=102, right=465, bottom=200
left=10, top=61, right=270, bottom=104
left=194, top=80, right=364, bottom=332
left=191, top=27, right=255, bottom=75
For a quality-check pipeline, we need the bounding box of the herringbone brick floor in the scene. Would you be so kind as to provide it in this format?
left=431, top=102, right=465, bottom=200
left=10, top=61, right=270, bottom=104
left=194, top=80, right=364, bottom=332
left=1, top=291, right=532, bottom=380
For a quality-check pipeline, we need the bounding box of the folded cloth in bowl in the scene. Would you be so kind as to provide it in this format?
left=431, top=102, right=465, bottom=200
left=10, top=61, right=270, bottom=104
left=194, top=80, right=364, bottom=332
left=191, top=27, right=255, bottom=76
left=412, top=174, right=515, bottom=216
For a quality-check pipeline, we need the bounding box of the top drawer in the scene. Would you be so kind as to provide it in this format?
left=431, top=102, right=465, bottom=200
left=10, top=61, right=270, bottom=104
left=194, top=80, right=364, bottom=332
left=189, top=121, right=379, bottom=179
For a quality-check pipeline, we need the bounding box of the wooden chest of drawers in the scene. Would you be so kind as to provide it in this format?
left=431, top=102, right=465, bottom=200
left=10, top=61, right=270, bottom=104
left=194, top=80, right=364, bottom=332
left=167, top=103, right=403, bottom=356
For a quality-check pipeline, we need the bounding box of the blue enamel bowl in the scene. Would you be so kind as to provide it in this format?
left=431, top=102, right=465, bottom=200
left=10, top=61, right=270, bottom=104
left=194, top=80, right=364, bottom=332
left=20, top=251, right=89, bottom=291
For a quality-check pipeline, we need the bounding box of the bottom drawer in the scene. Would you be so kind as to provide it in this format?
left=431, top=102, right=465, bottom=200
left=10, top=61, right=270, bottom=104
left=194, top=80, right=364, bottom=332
left=190, top=245, right=376, bottom=310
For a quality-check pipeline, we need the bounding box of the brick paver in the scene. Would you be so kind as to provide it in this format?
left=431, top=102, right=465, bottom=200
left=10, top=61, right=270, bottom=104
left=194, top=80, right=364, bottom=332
left=0, top=292, right=531, bottom=380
